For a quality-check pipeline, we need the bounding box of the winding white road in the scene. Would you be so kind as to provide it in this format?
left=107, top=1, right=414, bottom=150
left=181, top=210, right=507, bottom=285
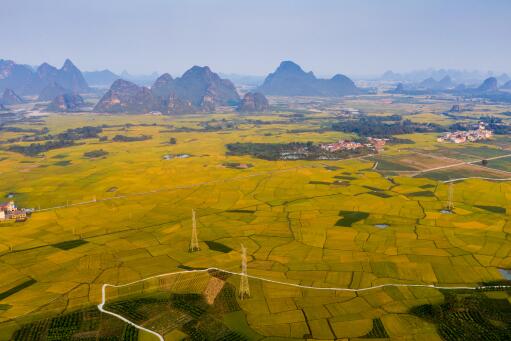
left=98, top=267, right=511, bottom=340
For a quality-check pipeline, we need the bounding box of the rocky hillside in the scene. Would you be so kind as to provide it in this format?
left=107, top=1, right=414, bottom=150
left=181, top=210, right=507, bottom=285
left=47, top=93, right=85, bottom=112
left=258, top=61, right=359, bottom=97
left=237, top=92, right=269, bottom=112
left=151, top=73, right=175, bottom=99
left=93, top=79, right=156, bottom=113
left=0, top=59, right=89, bottom=96
left=1, top=88, right=24, bottom=105
left=477, top=77, right=498, bottom=92
left=151, top=66, right=240, bottom=111
left=83, top=69, right=120, bottom=87
left=95, top=66, right=240, bottom=114
left=38, top=82, right=67, bottom=101
left=0, top=60, right=34, bottom=94
left=418, top=76, right=454, bottom=90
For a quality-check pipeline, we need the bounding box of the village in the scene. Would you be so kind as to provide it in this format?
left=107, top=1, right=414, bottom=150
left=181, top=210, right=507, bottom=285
left=437, top=122, right=493, bottom=144
left=0, top=201, right=29, bottom=222
left=320, top=137, right=387, bottom=152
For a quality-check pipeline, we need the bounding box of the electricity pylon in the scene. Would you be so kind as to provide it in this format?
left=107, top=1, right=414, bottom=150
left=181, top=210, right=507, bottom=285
left=239, top=244, right=250, bottom=300
left=189, top=209, right=200, bottom=252
left=446, top=182, right=454, bottom=211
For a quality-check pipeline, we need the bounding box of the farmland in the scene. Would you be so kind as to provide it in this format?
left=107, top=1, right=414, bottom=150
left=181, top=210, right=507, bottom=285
left=1, top=95, right=511, bottom=340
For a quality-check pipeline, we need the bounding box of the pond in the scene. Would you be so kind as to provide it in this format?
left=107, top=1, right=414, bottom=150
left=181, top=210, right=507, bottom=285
left=498, top=269, right=511, bottom=280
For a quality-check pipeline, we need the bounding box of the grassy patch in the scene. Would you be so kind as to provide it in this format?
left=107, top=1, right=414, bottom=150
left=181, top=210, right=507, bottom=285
left=419, top=184, right=436, bottom=189
left=51, top=153, right=68, bottom=159
left=226, top=209, right=255, bottom=214
left=475, top=205, right=506, bottom=214
left=419, top=166, right=505, bottom=181
left=407, top=191, right=436, bottom=197
left=53, top=160, right=71, bottom=166
left=366, top=191, right=392, bottom=198
left=177, top=265, right=207, bottom=270
left=83, top=149, right=108, bottom=158
left=52, top=239, right=88, bottom=250
left=363, top=185, right=384, bottom=191
left=309, top=181, right=331, bottom=185
left=336, top=211, right=369, bottom=227
left=334, top=175, right=356, bottom=180
left=370, top=157, right=418, bottom=171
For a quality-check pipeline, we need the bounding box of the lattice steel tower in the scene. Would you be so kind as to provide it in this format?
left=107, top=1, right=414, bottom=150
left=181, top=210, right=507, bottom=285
left=189, top=209, right=200, bottom=252
left=239, top=244, right=250, bottom=300
left=446, top=182, right=454, bottom=211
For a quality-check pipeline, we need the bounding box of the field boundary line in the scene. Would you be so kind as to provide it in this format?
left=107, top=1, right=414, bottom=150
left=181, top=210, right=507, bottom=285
left=36, top=165, right=315, bottom=212
left=98, top=267, right=511, bottom=340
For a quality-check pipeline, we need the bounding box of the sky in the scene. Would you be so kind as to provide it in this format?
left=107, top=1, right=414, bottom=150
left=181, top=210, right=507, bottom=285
left=1, top=0, right=511, bottom=77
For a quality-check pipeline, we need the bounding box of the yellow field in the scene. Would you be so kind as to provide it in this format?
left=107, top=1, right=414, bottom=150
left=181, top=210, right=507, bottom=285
left=0, top=112, right=510, bottom=339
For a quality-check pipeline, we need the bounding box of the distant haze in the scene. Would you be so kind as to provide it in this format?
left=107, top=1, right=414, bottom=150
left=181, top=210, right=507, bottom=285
left=2, top=0, right=510, bottom=77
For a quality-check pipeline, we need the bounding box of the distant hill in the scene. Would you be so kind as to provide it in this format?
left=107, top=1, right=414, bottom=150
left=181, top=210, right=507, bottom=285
left=1, top=88, right=24, bottom=105
left=0, top=60, right=36, bottom=94
left=150, top=66, right=240, bottom=113
left=501, top=80, right=511, bottom=90
left=237, top=92, right=269, bottom=112
left=258, top=61, right=359, bottom=97
left=47, top=93, right=85, bottom=112
left=381, top=70, right=402, bottom=81
left=175, top=66, right=240, bottom=107
left=379, top=68, right=489, bottom=84
left=94, top=79, right=156, bottom=114
left=448, top=77, right=511, bottom=103
left=0, top=59, right=89, bottom=96
left=94, top=66, right=240, bottom=114
left=38, top=82, right=67, bottom=101
left=418, top=75, right=454, bottom=90
left=151, top=73, right=175, bottom=98
left=477, top=77, right=498, bottom=92
left=83, top=69, right=120, bottom=87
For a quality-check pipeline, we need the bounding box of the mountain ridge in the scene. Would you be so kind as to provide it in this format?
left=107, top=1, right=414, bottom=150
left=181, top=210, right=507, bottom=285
left=258, top=61, right=359, bottom=97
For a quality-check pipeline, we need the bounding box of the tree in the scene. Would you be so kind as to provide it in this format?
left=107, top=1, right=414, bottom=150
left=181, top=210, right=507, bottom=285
left=169, top=137, right=177, bottom=145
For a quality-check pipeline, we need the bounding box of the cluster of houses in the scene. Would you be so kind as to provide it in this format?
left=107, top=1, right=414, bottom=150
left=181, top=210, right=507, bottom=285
left=320, top=137, right=387, bottom=152
left=437, top=123, right=493, bottom=144
left=0, top=201, right=28, bottom=222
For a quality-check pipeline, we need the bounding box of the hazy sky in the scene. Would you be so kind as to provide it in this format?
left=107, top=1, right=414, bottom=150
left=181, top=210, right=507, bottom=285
left=2, top=0, right=510, bottom=77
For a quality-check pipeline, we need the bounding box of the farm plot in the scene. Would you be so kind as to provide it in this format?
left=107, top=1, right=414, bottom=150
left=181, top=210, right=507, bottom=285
left=418, top=164, right=510, bottom=181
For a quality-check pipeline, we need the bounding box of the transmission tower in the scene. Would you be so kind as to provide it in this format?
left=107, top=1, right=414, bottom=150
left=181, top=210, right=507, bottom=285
left=239, top=244, right=250, bottom=299
left=446, top=182, right=454, bottom=211
left=189, top=209, right=200, bottom=252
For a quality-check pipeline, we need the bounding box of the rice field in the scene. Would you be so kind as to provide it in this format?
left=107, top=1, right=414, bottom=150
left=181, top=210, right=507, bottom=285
left=0, top=111, right=510, bottom=340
